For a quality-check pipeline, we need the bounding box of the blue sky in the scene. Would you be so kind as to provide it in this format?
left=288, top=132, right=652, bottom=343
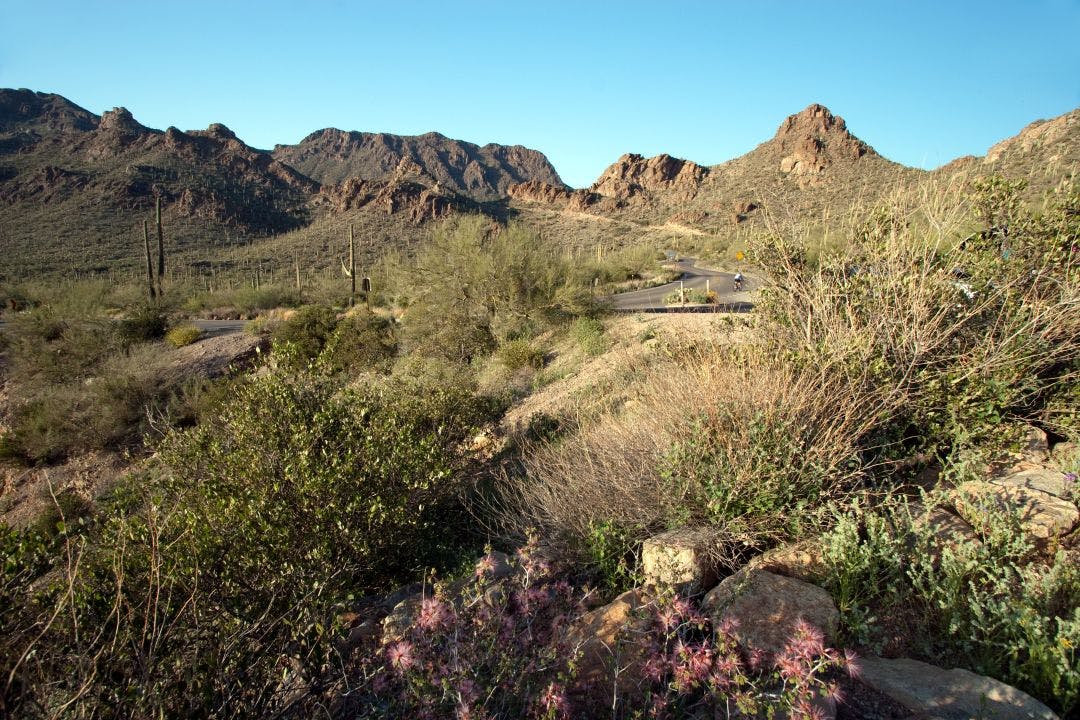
left=2, top=0, right=1078, bottom=188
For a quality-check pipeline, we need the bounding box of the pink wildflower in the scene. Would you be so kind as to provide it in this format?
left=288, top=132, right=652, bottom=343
left=386, top=641, right=415, bottom=674
left=842, top=648, right=862, bottom=679
left=539, top=681, right=570, bottom=718
left=747, top=647, right=768, bottom=672
left=418, top=597, right=452, bottom=632
left=475, top=554, right=497, bottom=577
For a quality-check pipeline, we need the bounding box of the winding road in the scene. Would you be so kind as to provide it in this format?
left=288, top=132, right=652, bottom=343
left=610, top=258, right=754, bottom=312
left=0, top=260, right=753, bottom=339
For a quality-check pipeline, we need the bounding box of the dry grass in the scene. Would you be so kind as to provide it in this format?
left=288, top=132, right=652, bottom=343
left=501, top=176, right=1080, bottom=568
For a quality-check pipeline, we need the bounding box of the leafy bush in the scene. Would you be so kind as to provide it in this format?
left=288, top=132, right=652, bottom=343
left=164, top=323, right=202, bottom=348
left=271, top=304, right=338, bottom=363
left=317, top=310, right=397, bottom=374
left=820, top=496, right=1079, bottom=716
left=115, top=303, right=168, bottom=345
left=1, top=364, right=492, bottom=718
left=496, top=338, right=546, bottom=371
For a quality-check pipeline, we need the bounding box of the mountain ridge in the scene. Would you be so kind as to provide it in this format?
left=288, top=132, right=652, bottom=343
left=1, top=89, right=1077, bottom=280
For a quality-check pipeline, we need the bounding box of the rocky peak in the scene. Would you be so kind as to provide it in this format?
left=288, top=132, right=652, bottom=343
left=772, top=104, right=874, bottom=186
left=984, top=108, right=1079, bottom=165
left=204, top=122, right=237, bottom=141
left=98, top=107, right=144, bottom=135
left=590, top=153, right=708, bottom=202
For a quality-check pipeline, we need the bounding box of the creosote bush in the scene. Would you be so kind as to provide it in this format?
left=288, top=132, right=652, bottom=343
left=1, top=361, right=492, bottom=718
left=164, top=322, right=202, bottom=347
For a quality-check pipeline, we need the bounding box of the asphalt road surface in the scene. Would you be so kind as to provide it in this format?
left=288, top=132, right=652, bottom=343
left=610, top=258, right=754, bottom=312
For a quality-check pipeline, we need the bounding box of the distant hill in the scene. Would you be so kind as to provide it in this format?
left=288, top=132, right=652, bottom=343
left=0, top=89, right=1076, bottom=281
left=507, top=104, right=924, bottom=235
left=272, top=128, right=566, bottom=200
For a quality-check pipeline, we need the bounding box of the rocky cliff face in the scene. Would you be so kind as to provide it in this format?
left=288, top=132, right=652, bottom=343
left=590, top=153, right=709, bottom=202
left=770, top=104, right=875, bottom=188
left=272, top=128, right=566, bottom=201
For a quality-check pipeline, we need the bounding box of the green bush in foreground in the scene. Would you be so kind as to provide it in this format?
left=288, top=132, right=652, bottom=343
left=821, top=496, right=1079, bottom=716
left=271, top=304, right=338, bottom=363
left=1, top=364, right=491, bottom=718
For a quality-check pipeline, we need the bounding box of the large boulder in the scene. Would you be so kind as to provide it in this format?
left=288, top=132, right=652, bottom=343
left=953, top=479, right=1078, bottom=546
left=640, top=528, right=716, bottom=594
left=857, top=657, right=1059, bottom=720
left=701, top=569, right=839, bottom=656
left=567, top=588, right=655, bottom=699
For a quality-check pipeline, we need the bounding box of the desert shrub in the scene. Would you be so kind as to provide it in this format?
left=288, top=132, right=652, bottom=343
left=496, top=338, right=545, bottom=371
left=583, top=519, right=641, bottom=593
left=271, top=304, right=338, bottom=362
left=751, top=177, right=1080, bottom=467
left=164, top=323, right=202, bottom=348
left=115, top=303, right=168, bottom=345
left=820, top=496, right=1079, bottom=716
left=662, top=287, right=712, bottom=305
left=570, top=316, right=608, bottom=356
left=4, top=343, right=182, bottom=463
left=392, top=216, right=602, bottom=359
left=0, top=363, right=491, bottom=718
left=403, top=302, right=497, bottom=364
left=506, top=343, right=881, bottom=567
left=316, top=310, right=397, bottom=374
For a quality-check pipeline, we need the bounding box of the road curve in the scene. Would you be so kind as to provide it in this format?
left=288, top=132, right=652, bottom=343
left=610, top=258, right=755, bottom=312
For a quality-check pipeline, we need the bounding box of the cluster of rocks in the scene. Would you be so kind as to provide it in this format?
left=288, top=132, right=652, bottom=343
left=338, top=428, right=1073, bottom=718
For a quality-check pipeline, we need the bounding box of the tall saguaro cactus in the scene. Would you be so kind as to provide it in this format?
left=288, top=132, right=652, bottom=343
left=142, top=220, right=156, bottom=301
left=155, top=198, right=165, bottom=299
left=341, top=224, right=356, bottom=307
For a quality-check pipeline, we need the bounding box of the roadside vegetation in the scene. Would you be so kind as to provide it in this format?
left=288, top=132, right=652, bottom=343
left=1, top=176, right=1078, bottom=718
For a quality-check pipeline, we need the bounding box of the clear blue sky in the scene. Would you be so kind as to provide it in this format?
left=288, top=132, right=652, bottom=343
left=3, top=1, right=1078, bottom=188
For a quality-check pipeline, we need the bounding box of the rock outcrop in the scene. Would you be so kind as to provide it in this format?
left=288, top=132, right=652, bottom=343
left=590, top=153, right=708, bottom=203
left=701, top=569, right=840, bottom=656
left=858, top=657, right=1060, bottom=720
left=773, top=104, right=874, bottom=187
left=272, top=128, right=565, bottom=200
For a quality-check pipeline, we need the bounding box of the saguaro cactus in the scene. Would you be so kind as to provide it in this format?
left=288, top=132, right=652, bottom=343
left=155, top=197, right=165, bottom=298
left=142, top=220, right=156, bottom=301
left=340, top=224, right=356, bottom=306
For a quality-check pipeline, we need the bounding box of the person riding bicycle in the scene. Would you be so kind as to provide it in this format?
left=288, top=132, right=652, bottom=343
left=733, top=272, right=744, bottom=291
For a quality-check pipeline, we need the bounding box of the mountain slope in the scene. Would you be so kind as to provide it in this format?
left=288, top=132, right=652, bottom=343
left=507, top=104, right=925, bottom=245
left=272, top=128, right=566, bottom=200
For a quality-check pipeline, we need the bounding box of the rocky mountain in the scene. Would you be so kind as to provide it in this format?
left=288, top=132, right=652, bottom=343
left=936, top=108, right=1080, bottom=198
left=272, top=128, right=566, bottom=200
left=1, top=88, right=1076, bottom=281
left=508, top=104, right=919, bottom=237
left=0, top=89, right=556, bottom=278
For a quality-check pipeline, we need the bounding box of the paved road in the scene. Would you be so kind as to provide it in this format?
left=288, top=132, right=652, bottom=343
left=192, top=319, right=247, bottom=337
left=610, top=258, right=755, bottom=312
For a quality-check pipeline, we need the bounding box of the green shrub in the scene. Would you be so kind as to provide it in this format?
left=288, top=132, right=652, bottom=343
left=0, top=364, right=491, bottom=718
left=115, top=304, right=168, bottom=345
left=271, top=304, right=338, bottom=363
left=316, top=310, right=397, bottom=374
left=570, top=316, right=608, bottom=356
left=821, top=497, right=1080, bottom=716
left=164, top=323, right=202, bottom=348
left=495, top=338, right=545, bottom=371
